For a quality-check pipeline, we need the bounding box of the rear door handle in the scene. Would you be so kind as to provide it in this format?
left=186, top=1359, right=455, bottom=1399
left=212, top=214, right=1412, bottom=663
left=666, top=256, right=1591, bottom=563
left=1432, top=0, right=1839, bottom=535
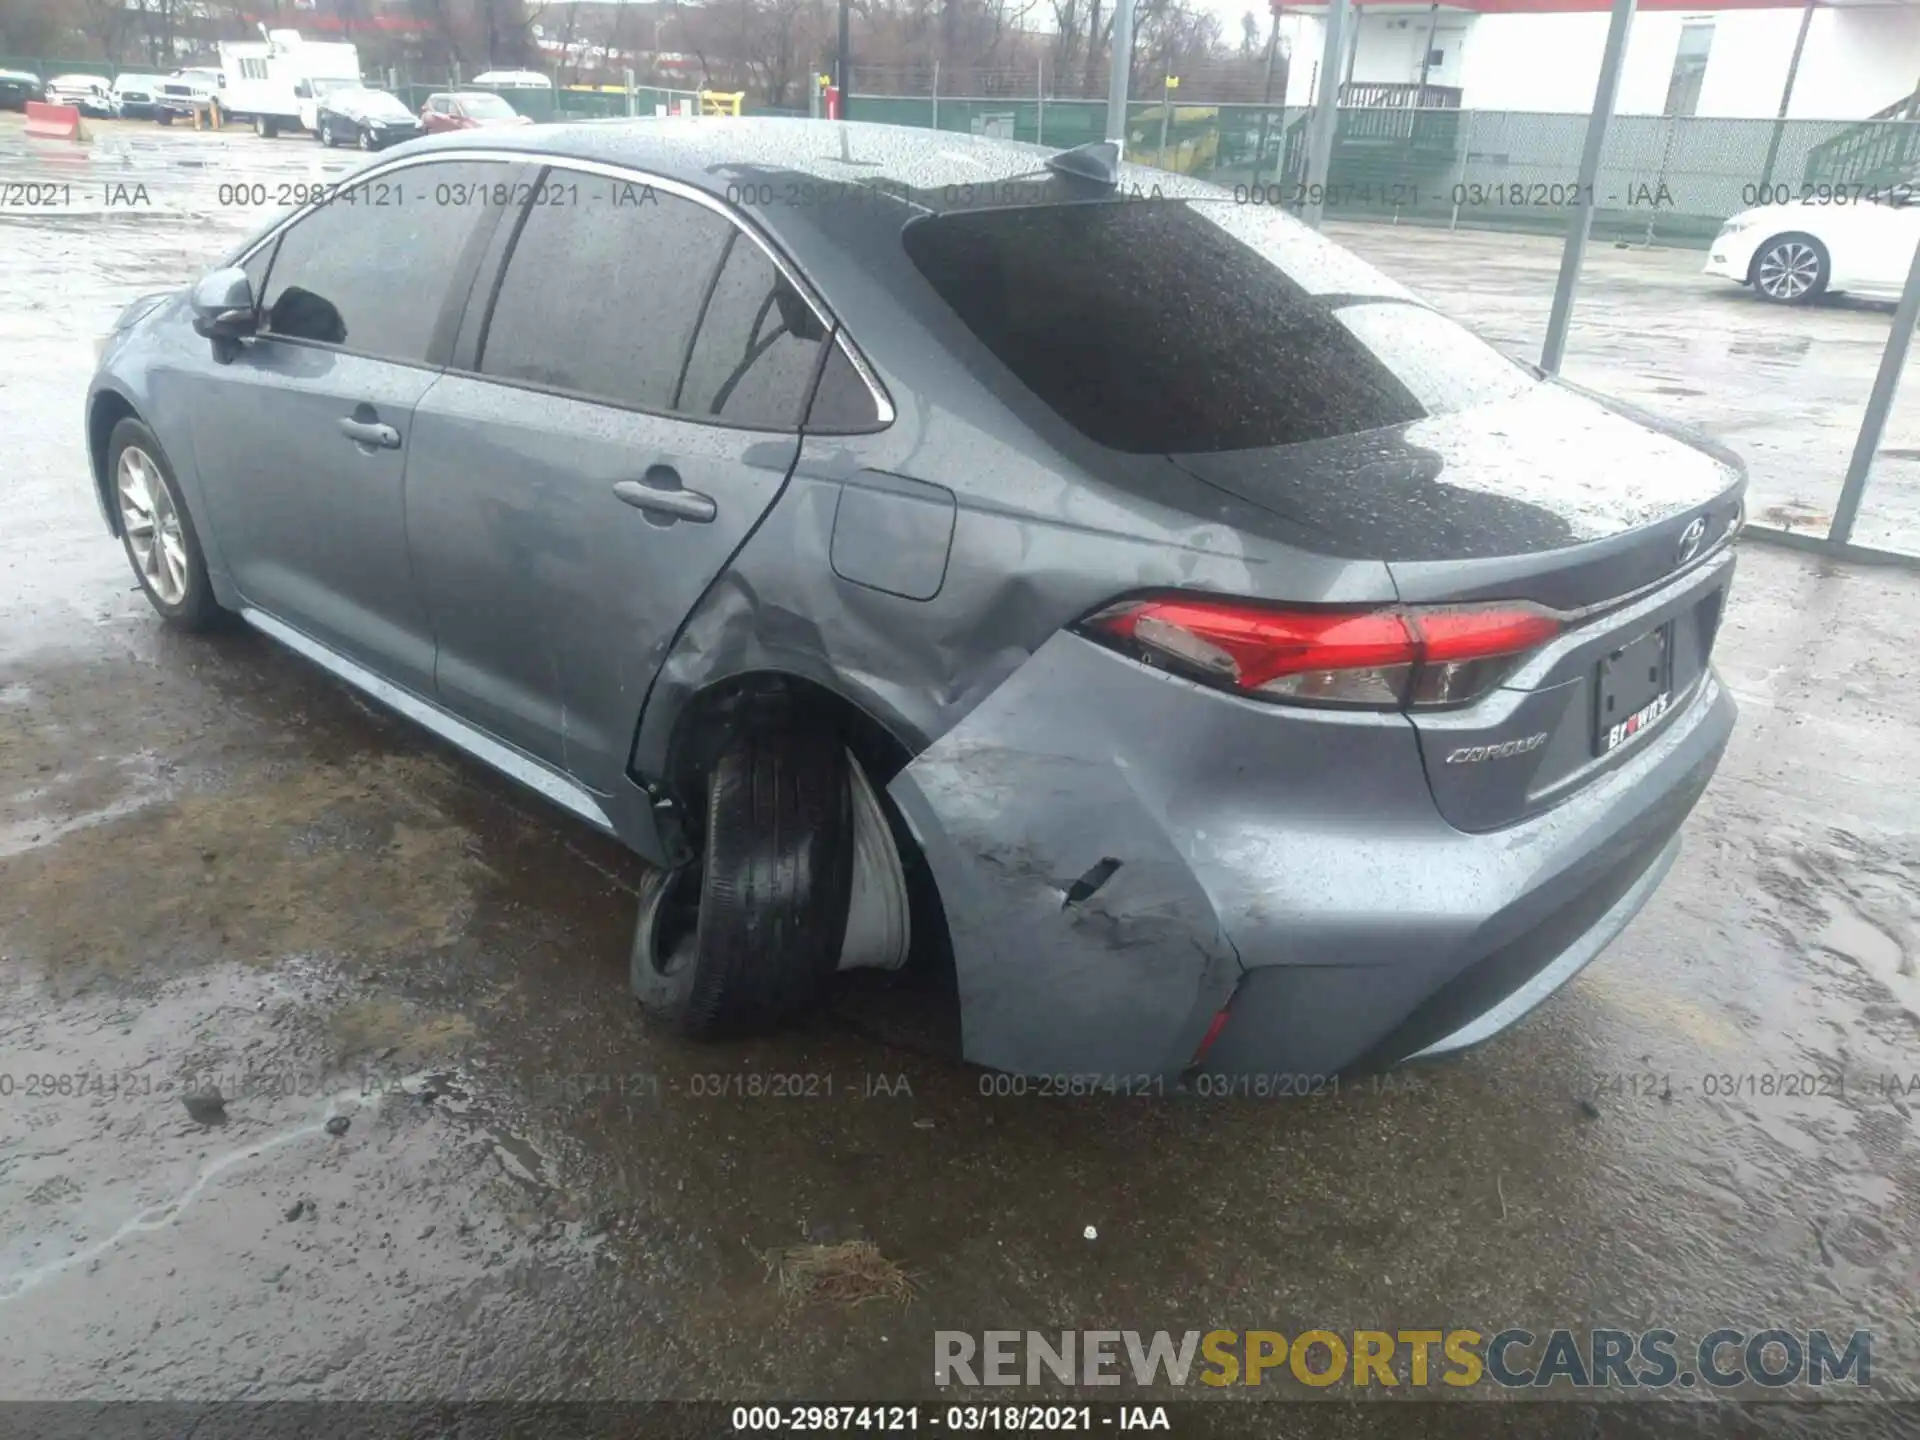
left=613, top=472, right=716, bottom=524
left=338, top=416, right=400, bottom=449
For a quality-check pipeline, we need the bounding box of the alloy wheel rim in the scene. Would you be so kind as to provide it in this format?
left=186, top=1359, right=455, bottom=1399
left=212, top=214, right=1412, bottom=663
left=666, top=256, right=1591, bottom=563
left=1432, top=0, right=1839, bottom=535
left=116, top=446, right=189, bottom=605
left=1758, top=242, right=1818, bottom=299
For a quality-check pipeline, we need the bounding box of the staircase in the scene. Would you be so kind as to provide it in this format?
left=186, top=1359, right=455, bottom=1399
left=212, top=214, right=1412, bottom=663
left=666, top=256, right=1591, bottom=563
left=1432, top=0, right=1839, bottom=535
left=1803, top=86, right=1920, bottom=190
left=1279, top=82, right=1464, bottom=194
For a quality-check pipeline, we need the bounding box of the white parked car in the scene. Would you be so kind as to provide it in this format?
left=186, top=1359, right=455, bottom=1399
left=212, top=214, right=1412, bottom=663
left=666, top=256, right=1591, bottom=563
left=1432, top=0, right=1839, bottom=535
left=43, top=73, right=114, bottom=117
left=1705, top=189, right=1920, bottom=304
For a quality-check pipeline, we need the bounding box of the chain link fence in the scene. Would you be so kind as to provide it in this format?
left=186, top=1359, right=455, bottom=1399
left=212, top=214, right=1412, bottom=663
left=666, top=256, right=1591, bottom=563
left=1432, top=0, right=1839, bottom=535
left=12, top=46, right=1918, bottom=251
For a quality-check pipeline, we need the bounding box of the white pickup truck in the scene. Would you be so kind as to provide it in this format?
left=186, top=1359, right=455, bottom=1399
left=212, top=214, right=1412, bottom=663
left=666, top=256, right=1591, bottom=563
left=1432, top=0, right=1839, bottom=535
left=154, top=67, right=223, bottom=124
left=219, top=30, right=361, bottom=136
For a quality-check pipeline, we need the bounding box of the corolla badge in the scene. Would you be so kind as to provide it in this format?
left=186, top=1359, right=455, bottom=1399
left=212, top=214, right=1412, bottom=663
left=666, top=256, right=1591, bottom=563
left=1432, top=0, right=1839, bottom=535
left=1445, top=733, right=1548, bottom=764
left=1676, top=515, right=1708, bottom=565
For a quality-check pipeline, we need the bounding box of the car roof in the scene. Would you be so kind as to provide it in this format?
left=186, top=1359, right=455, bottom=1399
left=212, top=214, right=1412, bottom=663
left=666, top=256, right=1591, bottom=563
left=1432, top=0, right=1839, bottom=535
left=49, top=73, right=109, bottom=84
left=408, top=117, right=1221, bottom=218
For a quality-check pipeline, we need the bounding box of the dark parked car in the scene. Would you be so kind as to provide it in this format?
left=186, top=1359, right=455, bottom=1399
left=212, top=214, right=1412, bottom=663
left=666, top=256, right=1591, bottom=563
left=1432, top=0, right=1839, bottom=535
left=315, top=86, right=424, bottom=149
left=420, top=89, right=533, bottom=133
left=84, top=121, right=1742, bottom=1082
left=0, top=69, right=40, bottom=110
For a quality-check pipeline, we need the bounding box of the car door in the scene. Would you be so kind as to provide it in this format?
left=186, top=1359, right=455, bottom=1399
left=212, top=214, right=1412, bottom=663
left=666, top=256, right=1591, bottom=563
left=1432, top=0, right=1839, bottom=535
left=185, top=156, right=519, bottom=694
left=404, top=167, right=834, bottom=793
left=1857, top=197, right=1920, bottom=290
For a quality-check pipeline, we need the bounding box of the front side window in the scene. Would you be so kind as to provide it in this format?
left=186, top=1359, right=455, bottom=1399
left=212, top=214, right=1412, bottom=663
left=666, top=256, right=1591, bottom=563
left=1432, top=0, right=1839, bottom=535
left=479, top=172, right=732, bottom=411
left=258, top=159, right=508, bottom=362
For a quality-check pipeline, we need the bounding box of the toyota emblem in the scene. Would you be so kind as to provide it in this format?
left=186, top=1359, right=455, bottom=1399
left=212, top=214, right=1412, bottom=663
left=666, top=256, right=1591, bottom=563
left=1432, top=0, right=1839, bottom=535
left=1676, top=516, right=1708, bottom=565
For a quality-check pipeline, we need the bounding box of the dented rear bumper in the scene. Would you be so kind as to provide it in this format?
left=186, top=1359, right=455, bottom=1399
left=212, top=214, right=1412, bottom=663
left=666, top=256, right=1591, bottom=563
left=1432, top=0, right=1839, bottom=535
left=888, top=632, right=1736, bottom=1083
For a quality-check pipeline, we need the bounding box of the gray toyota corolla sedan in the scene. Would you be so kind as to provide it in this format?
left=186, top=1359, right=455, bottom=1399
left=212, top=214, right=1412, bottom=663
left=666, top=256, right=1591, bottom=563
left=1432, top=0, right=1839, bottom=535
left=85, top=119, right=1742, bottom=1083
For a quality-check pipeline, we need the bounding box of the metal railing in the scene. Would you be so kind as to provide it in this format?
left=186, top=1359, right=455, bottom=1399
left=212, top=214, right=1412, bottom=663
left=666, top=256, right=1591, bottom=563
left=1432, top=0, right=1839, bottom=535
left=1338, top=81, right=1461, bottom=110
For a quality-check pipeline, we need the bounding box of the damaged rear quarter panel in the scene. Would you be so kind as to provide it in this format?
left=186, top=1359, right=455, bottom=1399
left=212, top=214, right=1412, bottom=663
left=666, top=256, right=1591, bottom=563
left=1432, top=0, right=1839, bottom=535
left=630, top=301, right=1400, bottom=1075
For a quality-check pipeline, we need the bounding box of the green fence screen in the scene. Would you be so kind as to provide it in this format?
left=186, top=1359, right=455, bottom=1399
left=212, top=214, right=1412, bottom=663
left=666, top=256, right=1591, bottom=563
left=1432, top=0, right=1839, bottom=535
left=849, top=96, right=1920, bottom=247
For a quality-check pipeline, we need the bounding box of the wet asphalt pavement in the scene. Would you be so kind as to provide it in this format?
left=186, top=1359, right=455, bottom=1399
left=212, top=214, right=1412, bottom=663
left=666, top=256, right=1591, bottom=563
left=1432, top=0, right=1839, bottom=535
left=1, top=118, right=1919, bottom=1425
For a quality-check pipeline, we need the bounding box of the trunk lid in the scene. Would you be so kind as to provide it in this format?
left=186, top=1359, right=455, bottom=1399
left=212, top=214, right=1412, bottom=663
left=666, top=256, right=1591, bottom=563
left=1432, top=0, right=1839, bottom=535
left=1171, top=382, right=1745, bottom=832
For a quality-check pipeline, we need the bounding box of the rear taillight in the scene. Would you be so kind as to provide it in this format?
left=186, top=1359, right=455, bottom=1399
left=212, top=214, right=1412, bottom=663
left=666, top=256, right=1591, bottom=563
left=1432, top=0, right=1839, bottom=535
left=1080, top=596, right=1560, bottom=710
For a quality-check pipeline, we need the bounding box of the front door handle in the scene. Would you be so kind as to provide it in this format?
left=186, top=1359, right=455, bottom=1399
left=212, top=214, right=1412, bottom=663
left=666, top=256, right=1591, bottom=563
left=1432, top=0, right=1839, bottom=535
left=613, top=472, right=716, bottom=524
left=338, top=416, right=400, bottom=449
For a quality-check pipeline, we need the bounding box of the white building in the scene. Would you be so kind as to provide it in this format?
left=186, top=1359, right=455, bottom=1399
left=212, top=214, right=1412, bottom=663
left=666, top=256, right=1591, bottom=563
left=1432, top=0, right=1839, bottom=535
left=1275, top=0, right=1920, bottom=120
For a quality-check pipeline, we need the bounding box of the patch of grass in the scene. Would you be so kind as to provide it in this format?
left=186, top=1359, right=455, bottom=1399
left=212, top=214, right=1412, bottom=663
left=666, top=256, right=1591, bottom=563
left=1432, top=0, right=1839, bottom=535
left=767, top=1240, right=916, bottom=1308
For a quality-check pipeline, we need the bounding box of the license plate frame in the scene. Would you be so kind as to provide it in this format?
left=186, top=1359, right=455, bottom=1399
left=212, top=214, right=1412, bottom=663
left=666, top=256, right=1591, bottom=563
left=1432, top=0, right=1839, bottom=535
left=1594, top=622, right=1674, bottom=757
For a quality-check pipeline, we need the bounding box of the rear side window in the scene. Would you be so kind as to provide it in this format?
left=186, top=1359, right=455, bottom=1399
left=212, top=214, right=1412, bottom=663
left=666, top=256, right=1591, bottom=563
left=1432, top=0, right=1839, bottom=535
left=675, top=232, right=829, bottom=428
left=902, top=200, right=1534, bottom=454
left=806, top=344, right=882, bottom=433
left=480, top=175, right=732, bottom=410
left=257, top=159, right=507, bottom=362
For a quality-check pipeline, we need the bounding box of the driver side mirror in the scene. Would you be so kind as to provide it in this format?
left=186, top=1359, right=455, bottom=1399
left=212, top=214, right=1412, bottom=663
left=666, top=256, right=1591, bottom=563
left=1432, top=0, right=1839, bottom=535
left=190, top=266, right=257, bottom=341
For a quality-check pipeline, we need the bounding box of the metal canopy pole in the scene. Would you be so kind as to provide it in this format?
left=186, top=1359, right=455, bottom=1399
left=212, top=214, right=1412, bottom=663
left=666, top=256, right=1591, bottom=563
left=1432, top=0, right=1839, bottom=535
left=1300, top=0, right=1348, bottom=229
left=837, top=0, right=852, bottom=119
left=1831, top=236, right=1920, bottom=543
left=1539, top=0, right=1636, bottom=375
left=1254, top=5, right=1283, bottom=186
left=1105, top=0, right=1138, bottom=149
left=1760, top=0, right=1816, bottom=191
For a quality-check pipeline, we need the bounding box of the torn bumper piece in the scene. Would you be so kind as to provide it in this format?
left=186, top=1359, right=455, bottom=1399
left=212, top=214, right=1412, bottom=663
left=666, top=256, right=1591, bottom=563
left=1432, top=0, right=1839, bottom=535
left=888, top=632, right=1736, bottom=1083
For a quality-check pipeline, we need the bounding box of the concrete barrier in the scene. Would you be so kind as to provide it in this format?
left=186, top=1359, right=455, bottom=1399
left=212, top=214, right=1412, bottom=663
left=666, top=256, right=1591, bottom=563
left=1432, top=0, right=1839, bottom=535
left=24, top=101, right=82, bottom=140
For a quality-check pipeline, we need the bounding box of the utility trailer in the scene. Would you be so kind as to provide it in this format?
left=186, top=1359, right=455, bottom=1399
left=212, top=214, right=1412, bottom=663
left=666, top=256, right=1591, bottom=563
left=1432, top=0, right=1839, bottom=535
left=219, top=30, right=362, bottom=137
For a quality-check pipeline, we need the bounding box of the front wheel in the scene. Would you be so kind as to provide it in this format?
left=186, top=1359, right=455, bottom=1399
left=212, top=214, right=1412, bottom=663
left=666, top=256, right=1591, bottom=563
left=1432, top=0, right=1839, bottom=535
left=1752, top=232, right=1829, bottom=305
left=108, top=417, right=222, bottom=631
left=357, top=126, right=372, bottom=151
left=631, top=725, right=853, bottom=1037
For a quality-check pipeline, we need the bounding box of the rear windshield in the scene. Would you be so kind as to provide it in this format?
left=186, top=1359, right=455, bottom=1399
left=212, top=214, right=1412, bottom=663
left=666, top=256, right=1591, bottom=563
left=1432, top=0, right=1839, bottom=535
left=901, top=199, right=1536, bottom=454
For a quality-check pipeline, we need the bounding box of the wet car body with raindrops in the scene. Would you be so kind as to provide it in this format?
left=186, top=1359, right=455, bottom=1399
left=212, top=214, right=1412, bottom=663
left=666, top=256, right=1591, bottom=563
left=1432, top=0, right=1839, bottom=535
left=84, top=119, right=1743, bottom=1082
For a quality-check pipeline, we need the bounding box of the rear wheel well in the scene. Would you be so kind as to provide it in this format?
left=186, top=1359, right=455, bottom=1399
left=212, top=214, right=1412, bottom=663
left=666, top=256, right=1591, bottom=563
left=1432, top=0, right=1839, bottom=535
left=88, top=391, right=139, bottom=534
left=659, top=672, right=959, bottom=1050
left=663, top=671, right=913, bottom=809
